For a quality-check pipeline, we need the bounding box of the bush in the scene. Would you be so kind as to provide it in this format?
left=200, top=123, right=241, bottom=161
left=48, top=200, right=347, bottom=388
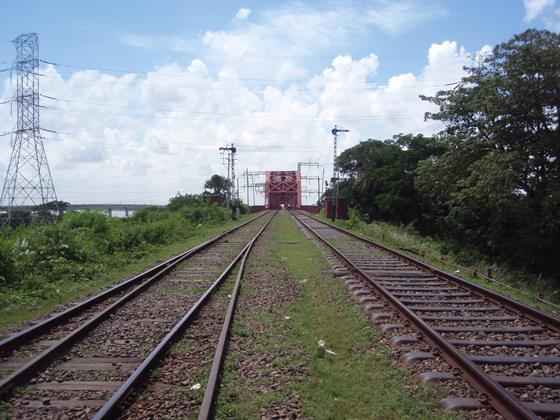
left=0, top=200, right=240, bottom=312
left=0, top=200, right=236, bottom=300
left=181, top=204, right=230, bottom=224
left=0, top=245, right=16, bottom=287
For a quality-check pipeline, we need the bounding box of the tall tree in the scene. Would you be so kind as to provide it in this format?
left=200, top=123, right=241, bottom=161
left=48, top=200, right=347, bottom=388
left=422, top=29, right=560, bottom=201
left=419, top=29, right=560, bottom=276
left=337, top=134, right=444, bottom=225
left=204, top=174, right=231, bottom=199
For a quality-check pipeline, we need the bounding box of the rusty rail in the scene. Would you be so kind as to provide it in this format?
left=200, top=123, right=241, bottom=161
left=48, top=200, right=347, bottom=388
left=197, top=214, right=260, bottom=419
left=292, top=210, right=556, bottom=420
left=0, top=212, right=269, bottom=397
left=93, top=211, right=276, bottom=419
left=0, top=212, right=267, bottom=354
left=300, top=212, right=560, bottom=332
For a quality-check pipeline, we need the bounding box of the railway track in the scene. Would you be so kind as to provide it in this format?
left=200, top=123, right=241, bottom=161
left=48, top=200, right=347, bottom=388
left=0, top=210, right=275, bottom=419
left=0, top=212, right=267, bottom=359
left=292, top=211, right=560, bottom=420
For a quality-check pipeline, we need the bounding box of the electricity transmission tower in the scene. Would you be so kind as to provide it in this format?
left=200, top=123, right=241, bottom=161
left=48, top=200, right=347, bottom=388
left=0, top=33, right=57, bottom=219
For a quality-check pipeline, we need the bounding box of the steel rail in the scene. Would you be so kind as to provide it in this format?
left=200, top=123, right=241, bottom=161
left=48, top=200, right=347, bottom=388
left=0, top=212, right=270, bottom=397
left=198, top=215, right=258, bottom=419
left=299, top=212, right=560, bottom=332
left=292, top=211, right=539, bottom=420
left=93, top=211, right=276, bottom=419
left=0, top=212, right=267, bottom=354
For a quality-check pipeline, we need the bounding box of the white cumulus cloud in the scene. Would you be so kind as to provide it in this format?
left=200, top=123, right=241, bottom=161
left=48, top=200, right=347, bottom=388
left=522, top=0, right=560, bottom=30
left=0, top=39, right=480, bottom=205
left=234, top=8, right=251, bottom=21
left=366, top=0, right=447, bottom=34
left=1, top=3, right=484, bottom=206
left=523, top=0, right=556, bottom=21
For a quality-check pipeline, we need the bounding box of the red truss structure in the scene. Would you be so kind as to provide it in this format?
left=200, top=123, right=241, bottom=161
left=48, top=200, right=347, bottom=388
left=265, top=171, right=301, bottom=209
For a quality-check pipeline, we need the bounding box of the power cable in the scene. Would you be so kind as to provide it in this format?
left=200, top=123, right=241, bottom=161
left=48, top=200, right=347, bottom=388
left=40, top=106, right=426, bottom=124
left=39, top=59, right=459, bottom=84
left=44, top=134, right=327, bottom=153
left=39, top=42, right=428, bottom=60
left=39, top=94, right=424, bottom=120
left=35, top=72, right=454, bottom=92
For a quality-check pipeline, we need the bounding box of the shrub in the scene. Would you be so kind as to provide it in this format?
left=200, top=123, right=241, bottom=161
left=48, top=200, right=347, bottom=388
left=0, top=244, right=16, bottom=287
left=0, top=200, right=238, bottom=310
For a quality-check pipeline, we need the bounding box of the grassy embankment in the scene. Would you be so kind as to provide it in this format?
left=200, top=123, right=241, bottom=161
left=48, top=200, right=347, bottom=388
left=319, top=211, right=560, bottom=317
left=217, top=212, right=457, bottom=419
left=0, top=206, right=255, bottom=332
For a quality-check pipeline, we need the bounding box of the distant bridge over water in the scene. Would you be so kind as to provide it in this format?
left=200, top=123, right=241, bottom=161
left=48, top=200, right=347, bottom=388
left=0, top=203, right=166, bottom=217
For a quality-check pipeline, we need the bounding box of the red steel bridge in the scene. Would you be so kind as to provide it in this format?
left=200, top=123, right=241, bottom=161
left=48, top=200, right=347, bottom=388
left=265, top=170, right=302, bottom=210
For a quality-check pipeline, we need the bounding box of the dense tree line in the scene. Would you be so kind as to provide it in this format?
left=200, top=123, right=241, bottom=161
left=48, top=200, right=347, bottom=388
left=338, top=29, right=560, bottom=278
left=337, top=134, right=445, bottom=225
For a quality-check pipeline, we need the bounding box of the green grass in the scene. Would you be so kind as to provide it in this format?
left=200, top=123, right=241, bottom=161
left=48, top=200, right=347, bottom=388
left=0, top=401, right=12, bottom=420
left=0, top=214, right=255, bottom=332
left=216, top=212, right=457, bottom=419
left=319, top=212, right=560, bottom=318
left=169, top=338, right=197, bottom=355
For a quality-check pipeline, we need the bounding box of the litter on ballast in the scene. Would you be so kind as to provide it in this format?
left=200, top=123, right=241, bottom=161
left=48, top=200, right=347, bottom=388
left=317, top=340, right=336, bottom=355
left=190, top=383, right=201, bottom=390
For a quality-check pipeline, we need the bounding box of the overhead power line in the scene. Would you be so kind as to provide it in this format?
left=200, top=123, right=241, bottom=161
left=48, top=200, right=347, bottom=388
left=41, top=131, right=328, bottom=153
left=39, top=59, right=459, bottom=85
left=38, top=106, right=426, bottom=124
left=34, top=72, right=455, bottom=92
left=38, top=42, right=429, bottom=60
left=38, top=94, right=424, bottom=121
left=44, top=138, right=326, bottom=154
left=58, top=132, right=326, bottom=149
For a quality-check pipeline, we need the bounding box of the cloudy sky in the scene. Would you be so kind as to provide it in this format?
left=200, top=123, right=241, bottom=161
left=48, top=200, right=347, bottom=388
left=0, top=0, right=557, bottom=205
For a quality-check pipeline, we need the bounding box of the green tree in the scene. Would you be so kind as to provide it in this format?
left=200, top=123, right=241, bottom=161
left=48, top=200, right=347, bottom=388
left=33, top=200, right=70, bottom=223
left=203, top=174, right=231, bottom=200
left=419, top=29, right=560, bottom=276
left=337, top=134, right=444, bottom=225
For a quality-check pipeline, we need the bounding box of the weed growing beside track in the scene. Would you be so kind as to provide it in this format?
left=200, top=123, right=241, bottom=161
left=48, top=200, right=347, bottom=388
left=0, top=207, right=255, bottom=332
left=216, top=212, right=457, bottom=419
left=320, top=212, right=560, bottom=318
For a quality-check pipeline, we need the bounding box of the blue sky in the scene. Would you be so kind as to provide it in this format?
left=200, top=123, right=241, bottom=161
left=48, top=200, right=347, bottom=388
left=0, top=0, right=558, bottom=204
left=0, top=1, right=543, bottom=80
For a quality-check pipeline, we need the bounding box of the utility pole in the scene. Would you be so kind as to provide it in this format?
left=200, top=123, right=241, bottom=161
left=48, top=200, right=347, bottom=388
left=219, top=143, right=237, bottom=215
left=236, top=178, right=240, bottom=219
left=245, top=168, right=250, bottom=206
left=1, top=33, right=57, bottom=222
left=251, top=174, right=256, bottom=205
left=317, top=176, right=321, bottom=207
left=331, top=125, right=349, bottom=221
left=321, top=167, right=325, bottom=206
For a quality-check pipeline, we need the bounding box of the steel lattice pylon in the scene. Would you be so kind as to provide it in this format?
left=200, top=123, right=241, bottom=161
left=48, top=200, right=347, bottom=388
left=0, top=33, right=57, bottom=214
